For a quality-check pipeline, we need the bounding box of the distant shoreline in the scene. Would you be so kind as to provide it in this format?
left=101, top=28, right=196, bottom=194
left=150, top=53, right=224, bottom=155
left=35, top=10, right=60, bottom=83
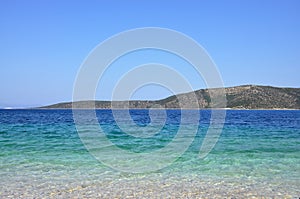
left=2, top=85, right=299, bottom=110
left=2, top=107, right=300, bottom=111
left=39, top=85, right=300, bottom=110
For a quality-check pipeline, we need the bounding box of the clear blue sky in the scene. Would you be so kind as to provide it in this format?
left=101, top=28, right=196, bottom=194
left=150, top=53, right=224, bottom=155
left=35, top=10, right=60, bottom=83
left=0, top=0, right=299, bottom=108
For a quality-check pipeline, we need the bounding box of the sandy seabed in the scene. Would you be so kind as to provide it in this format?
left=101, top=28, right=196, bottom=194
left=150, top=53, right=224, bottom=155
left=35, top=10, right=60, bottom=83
left=1, top=176, right=299, bottom=199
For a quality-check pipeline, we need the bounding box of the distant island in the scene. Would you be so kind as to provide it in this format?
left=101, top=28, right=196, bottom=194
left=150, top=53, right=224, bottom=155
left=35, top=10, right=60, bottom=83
left=40, top=85, right=300, bottom=109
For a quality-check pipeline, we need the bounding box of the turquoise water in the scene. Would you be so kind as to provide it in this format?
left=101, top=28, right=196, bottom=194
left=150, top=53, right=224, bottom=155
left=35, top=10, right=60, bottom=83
left=0, top=109, right=299, bottom=198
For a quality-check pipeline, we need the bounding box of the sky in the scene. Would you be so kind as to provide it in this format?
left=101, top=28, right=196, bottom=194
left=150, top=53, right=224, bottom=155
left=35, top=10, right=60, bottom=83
left=0, top=0, right=299, bottom=108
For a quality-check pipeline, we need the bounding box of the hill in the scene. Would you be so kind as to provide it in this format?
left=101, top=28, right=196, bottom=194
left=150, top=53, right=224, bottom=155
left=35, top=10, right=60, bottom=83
left=40, top=85, right=300, bottom=109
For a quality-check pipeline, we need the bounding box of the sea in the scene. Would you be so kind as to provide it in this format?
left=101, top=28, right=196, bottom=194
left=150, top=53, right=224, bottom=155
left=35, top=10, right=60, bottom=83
left=0, top=109, right=299, bottom=198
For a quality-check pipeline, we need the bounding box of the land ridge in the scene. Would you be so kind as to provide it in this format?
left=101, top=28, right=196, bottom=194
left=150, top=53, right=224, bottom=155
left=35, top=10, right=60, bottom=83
left=40, top=85, right=300, bottom=109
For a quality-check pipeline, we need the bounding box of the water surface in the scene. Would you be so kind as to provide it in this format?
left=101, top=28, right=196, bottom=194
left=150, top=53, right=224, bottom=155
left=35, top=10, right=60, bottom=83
left=0, top=109, right=299, bottom=198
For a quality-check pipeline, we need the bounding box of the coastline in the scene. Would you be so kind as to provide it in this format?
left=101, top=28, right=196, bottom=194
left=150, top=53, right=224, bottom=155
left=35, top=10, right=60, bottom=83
left=33, top=85, right=300, bottom=110
left=25, top=107, right=300, bottom=110
left=2, top=175, right=298, bottom=198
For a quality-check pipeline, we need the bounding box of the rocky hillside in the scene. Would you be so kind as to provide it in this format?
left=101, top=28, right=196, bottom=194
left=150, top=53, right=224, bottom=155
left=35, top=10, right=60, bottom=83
left=224, top=85, right=300, bottom=109
left=40, top=85, right=300, bottom=109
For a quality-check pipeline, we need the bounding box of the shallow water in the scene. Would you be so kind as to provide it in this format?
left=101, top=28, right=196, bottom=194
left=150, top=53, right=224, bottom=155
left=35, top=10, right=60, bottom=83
left=0, top=109, right=299, bottom=198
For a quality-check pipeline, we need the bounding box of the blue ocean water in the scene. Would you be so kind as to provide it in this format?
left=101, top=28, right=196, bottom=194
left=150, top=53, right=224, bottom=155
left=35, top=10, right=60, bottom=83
left=0, top=109, right=299, bottom=197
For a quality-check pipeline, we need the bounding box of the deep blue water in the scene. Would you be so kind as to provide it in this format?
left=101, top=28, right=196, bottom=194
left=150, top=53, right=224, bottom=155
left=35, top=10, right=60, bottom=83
left=0, top=109, right=299, bottom=197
